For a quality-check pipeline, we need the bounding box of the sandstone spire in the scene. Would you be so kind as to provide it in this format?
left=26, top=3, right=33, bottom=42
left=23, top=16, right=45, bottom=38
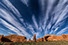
left=33, top=34, right=36, bottom=42
left=29, top=38, right=31, bottom=42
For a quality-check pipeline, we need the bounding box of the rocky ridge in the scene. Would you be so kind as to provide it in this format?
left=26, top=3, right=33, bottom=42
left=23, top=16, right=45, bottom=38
left=0, top=34, right=68, bottom=42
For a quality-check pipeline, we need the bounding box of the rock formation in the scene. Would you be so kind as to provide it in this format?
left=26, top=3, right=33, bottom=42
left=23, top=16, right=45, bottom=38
left=62, top=34, right=68, bottom=41
left=36, top=38, right=43, bottom=42
left=38, top=34, right=68, bottom=41
left=0, top=35, right=4, bottom=42
left=47, top=35, right=63, bottom=41
left=43, top=34, right=68, bottom=41
left=0, top=35, right=12, bottom=42
left=33, top=34, right=36, bottom=42
left=28, top=38, right=32, bottom=42
left=0, top=34, right=27, bottom=42
left=0, top=34, right=68, bottom=42
left=4, top=34, right=27, bottom=42
left=43, top=35, right=50, bottom=41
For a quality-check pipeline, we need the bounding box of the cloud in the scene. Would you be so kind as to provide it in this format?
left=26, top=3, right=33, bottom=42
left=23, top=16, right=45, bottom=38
left=0, top=0, right=68, bottom=39
left=21, top=0, right=28, bottom=6
left=32, top=15, right=38, bottom=30
left=57, top=27, right=68, bottom=35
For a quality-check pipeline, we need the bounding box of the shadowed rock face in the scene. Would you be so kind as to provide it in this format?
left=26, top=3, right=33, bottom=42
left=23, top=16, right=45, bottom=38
left=0, top=35, right=12, bottom=42
left=0, top=35, right=4, bottom=42
left=43, top=35, right=50, bottom=41
left=1, top=37, right=12, bottom=42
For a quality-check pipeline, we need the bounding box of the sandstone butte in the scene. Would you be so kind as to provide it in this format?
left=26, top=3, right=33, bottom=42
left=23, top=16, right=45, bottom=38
left=0, top=34, right=68, bottom=42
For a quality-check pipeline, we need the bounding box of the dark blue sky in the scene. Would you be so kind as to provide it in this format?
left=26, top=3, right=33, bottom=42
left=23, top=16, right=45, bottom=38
left=0, top=0, right=68, bottom=40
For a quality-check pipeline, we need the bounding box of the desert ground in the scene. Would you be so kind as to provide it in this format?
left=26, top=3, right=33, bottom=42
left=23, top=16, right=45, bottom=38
left=0, top=41, right=68, bottom=45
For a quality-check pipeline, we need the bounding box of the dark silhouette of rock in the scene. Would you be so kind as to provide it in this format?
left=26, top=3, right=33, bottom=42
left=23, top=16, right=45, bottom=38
left=33, top=34, right=36, bottom=42
left=1, top=37, right=12, bottom=42
left=0, top=35, right=4, bottom=42
left=0, top=35, right=12, bottom=42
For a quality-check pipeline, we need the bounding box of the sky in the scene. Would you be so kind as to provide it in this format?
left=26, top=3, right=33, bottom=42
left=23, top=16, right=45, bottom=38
left=0, top=0, right=68, bottom=40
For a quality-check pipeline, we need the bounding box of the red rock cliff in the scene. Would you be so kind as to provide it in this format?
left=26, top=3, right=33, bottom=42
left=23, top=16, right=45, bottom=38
left=0, top=35, right=4, bottom=42
left=33, top=34, right=36, bottom=42
left=0, top=34, right=68, bottom=42
left=0, top=34, right=27, bottom=42
left=4, top=34, right=27, bottom=42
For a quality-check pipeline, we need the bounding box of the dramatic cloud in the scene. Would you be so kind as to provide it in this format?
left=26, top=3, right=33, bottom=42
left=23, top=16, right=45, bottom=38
left=0, top=0, right=68, bottom=39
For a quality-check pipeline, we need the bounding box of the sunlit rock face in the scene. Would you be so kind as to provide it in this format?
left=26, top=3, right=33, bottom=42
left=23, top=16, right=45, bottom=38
left=0, top=0, right=68, bottom=39
left=43, top=34, right=68, bottom=41
left=0, top=35, right=27, bottom=42
left=4, top=34, right=27, bottom=42
left=33, top=34, right=36, bottom=41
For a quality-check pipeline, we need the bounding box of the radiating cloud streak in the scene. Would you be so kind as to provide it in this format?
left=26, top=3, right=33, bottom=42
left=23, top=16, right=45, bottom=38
left=21, top=0, right=28, bottom=6
left=57, top=27, right=68, bottom=35
left=0, top=0, right=68, bottom=39
left=32, top=15, right=38, bottom=30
